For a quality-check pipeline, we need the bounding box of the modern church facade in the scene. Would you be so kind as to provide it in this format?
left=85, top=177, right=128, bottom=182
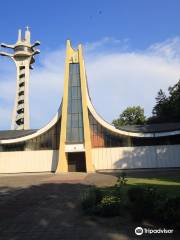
left=0, top=35, right=180, bottom=173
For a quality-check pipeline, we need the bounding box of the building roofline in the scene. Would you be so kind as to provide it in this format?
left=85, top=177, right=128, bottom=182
left=0, top=103, right=62, bottom=144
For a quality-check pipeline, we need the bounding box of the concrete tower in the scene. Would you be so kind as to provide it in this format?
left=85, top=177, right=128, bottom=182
left=56, top=41, right=94, bottom=173
left=0, top=27, right=40, bottom=130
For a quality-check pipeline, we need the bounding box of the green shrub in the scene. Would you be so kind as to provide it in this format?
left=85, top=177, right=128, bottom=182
left=158, top=197, right=180, bottom=228
left=81, top=187, right=122, bottom=217
left=128, top=186, right=180, bottom=227
left=127, top=187, right=165, bottom=221
left=96, top=195, right=121, bottom=217
left=82, top=184, right=180, bottom=226
left=81, top=187, right=102, bottom=214
left=127, top=187, right=145, bottom=221
left=113, top=185, right=122, bottom=199
left=115, top=172, right=128, bottom=187
left=128, top=187, right=144, bottom=202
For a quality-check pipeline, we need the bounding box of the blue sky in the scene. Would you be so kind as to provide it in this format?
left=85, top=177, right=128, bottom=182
left=0, top=0, right=180, bottom=129
left=0, top=0, right=180, bottom=51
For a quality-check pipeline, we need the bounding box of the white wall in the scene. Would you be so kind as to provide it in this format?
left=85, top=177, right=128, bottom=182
left=92, top=145, right=180, bottom=170
left=0, top=150, right=58, bottom=173
left=1, top=145, right=180, bottom=173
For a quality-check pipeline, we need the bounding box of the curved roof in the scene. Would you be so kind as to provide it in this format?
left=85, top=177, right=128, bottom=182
left=86, top=86, right=180, bottom=137
left=0, top=129, right=37, bottom=140
left=1, top=119, right=180, bottom=142
left=118, top=122, right=180, bottom=133
left=0, top=104, right=62, bottom=144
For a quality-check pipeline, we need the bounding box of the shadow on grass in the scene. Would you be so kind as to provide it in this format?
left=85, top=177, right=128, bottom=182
left=123, top=182, right=180, bottom=198
left=98, top=168, right=180, bottom=179
left=148, top=175, right=180, bottom=184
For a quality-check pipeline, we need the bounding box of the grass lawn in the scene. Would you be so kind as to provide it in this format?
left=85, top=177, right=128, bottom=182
left=124, top=173, right=180, bottom=197
left=99, top=172, right=180, bottom=199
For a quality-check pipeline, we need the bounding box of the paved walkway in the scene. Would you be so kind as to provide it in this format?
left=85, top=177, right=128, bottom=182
left=0, top=173, right=178, bottom=240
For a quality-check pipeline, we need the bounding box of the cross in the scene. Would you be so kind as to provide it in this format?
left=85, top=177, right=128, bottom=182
left=26, top=26, right=30, bottom=31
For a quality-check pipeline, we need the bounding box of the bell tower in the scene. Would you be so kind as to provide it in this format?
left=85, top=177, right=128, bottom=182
left=0, top=27, right=40, bottom=130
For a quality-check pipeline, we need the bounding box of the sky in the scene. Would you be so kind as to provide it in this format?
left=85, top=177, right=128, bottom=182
left=0, top=0, right=180, bottom=130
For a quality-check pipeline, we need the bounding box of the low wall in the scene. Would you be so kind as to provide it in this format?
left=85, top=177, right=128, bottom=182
left=92, top=145, right=180, bottom=170
left=1, top=145, right=180, bottom=173
left=0, top=150, right=58, bottom=173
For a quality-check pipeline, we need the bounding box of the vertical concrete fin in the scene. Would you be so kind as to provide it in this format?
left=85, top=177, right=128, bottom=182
left=18, top=29, right=22, bottom=42
left=25, top=26, right=30, bottom=43
left=56, top=40, right=75, bottom=173
left=78, top=44, right=94, bottom=172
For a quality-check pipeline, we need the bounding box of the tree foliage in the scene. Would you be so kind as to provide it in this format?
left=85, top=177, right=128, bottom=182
left=112, top=79, right=180, bottom=127
left=148, top=79, right=180, bottom=123
left=112, top=106, right=146, bottom=128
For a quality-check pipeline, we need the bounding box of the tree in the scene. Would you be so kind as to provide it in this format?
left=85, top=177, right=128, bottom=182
left=148, top=80, right=180, bottom=123
left=112, top=106, right=146, bottom=128
left=168, top=80, right=180, bottom=121
left=151, top=89, right=170, bottom=122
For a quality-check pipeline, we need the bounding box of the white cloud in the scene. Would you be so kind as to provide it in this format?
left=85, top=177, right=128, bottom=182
left=147, top=37, right=180, bottom=60
left=84, top=37, right=129, bottom=53
left=86, top=52, right=180, bottom=122
left=0, top=37, right=180, bottom=130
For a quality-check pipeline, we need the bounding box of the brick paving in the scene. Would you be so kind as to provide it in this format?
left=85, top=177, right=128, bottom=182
left=0, top=173, right=179, bottom=240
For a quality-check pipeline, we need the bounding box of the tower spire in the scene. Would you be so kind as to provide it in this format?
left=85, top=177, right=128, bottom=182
left=18, top=29, right=22, bottom=42
left=0, top=28, right=40, bottom=130
left=25, top=26, right=30, bottom=43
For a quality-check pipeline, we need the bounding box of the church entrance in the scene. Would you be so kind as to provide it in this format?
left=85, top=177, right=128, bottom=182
left=67, top=152, right=86, bottom=172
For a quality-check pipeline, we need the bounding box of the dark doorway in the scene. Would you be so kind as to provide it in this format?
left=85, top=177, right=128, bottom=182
left=67, top=152, right=86, bottom=172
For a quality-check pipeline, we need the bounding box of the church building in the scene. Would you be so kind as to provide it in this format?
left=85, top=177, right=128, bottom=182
left=0, top=31, right=180, bottom=173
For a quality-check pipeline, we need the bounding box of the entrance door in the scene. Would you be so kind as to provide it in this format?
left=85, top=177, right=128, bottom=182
left=67, top=152, right=86, bottom=172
